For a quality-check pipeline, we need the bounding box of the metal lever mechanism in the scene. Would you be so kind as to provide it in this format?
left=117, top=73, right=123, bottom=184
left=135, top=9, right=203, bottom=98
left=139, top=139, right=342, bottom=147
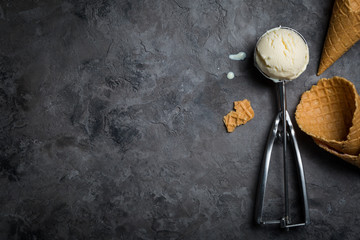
left=255, top=82, right=310, bottom=229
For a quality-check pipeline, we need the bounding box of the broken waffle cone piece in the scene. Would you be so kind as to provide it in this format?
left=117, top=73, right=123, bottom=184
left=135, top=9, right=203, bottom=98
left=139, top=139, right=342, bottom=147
left=295, top=76, right=360, bottom=156
left=223, top=99, right=254, bottom=132
left=314, top=139, right=360, bottom=168
left=223, top=111, right=245, bottom=133
left=317, top=0, right=360, bottom=75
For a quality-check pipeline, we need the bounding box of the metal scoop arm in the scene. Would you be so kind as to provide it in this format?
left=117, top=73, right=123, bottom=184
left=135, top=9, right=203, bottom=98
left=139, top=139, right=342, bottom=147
left=255, top=111, right=281, bottom=225
left=285, top=110, right=310, bottom=227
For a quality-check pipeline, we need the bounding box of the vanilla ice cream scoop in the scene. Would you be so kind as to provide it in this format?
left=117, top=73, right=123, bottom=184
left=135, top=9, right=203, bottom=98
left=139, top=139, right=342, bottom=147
left=255, top=27, right=309, bottom=81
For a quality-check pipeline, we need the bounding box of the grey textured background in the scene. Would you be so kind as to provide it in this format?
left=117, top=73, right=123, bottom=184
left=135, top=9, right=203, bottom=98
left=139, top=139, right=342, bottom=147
left=1, top=0, right=360, bottom=239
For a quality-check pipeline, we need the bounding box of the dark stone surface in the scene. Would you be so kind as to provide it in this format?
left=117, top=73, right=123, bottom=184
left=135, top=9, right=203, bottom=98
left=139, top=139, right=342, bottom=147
left=1, top=0, right=360, bottom=239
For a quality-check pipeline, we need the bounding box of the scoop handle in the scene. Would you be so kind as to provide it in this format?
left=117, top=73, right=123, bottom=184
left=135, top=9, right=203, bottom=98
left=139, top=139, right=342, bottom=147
left=255, top=82, right=310, bottom=228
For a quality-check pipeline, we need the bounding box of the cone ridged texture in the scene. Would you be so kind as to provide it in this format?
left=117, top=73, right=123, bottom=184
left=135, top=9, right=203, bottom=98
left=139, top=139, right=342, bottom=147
left=295, top=77, right=360, bottom=167
left=317, top=0, right=360, bottom=75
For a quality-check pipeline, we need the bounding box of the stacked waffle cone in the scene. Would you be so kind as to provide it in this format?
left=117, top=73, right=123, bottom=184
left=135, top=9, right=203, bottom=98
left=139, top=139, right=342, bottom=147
left=314, top=139, right=360, bottom=168
left=317, top=0, right=360, bottom=75
left=295, top=76, right=360, bottom=167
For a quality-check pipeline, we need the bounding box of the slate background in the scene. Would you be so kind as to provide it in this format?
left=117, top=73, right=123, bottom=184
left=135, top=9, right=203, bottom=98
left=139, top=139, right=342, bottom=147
left=1, top=0, right=360, bottom=239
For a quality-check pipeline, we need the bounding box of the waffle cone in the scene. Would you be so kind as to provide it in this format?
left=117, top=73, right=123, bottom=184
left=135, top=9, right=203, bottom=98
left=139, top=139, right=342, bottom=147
left=314, top=139, right=360, bottom=168
left=295, top=76, right=360, bottom=155
left=317, top=0, right=360, bottom=75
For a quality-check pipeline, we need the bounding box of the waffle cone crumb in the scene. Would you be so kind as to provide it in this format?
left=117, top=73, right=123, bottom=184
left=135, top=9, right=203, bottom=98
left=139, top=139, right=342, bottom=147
left=223, top=99, right=254, bottom=132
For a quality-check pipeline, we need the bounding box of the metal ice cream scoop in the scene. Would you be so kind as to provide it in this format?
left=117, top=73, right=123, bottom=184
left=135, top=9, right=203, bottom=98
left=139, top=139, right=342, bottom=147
left=254, top=27, right=310, bottom=229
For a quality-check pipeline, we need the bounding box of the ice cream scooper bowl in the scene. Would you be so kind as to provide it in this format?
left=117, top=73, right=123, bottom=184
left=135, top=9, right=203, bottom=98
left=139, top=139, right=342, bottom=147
left=253, top=27, right=310, bottom=229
